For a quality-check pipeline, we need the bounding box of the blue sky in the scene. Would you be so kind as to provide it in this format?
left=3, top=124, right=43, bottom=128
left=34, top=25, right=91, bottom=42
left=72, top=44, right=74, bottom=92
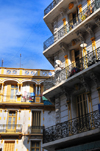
left=0, top=0, right=54, bottom=69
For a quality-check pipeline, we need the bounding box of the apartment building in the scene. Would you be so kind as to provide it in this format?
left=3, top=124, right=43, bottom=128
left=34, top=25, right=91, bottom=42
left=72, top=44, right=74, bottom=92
left=42, top=0, right=100, bottom=151
left=0, top=67, right=55, bottom=151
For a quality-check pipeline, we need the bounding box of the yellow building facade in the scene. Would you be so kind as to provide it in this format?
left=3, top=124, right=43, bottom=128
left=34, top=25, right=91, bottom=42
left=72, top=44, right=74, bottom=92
left=0, top=67, right=55, bottom=151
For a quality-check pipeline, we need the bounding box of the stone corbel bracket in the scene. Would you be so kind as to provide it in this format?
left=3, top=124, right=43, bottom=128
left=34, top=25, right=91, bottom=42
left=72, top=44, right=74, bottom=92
left=59, top=8, right=65, bottom=19
left=95, top=16, right=100, bottom=27
left=76, top=31, right=84, bottom=42
left=47, top=56, right=54, bottom=65
left=90, top=72, right=100, bottom=88
left=85, top=24, right=94, bottom=38
left=59, top=42, right=68, bottom=55
left=60, top=86, right=73, bottom=103
left=79, top=75, right=91, bottom=92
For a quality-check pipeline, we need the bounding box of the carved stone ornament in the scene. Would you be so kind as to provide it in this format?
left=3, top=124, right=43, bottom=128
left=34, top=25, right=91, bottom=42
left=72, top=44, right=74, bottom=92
left=85, top=24, right=94, bottom=37
left=44, top=79, right=55, bottom=91
left=59, top=42, right=67, bottom=55
left=79, top=75, right=90, bottom=92
left=76, top=31, right=84, bottom=41
left=59, top=8, right=65, bottom=19
left=90, top=72, right=100, bottom=88
left=47, top=56, right=54, bottom=65
left=95, top=16, right=100, bottom=27
left=60, top=86, right=73, bottom=103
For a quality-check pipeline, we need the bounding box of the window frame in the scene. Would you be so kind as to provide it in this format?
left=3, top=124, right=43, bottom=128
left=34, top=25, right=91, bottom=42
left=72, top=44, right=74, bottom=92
left=10, top=84, right=18, bottom=100
left=7, top=110, right=17, bottom=131
left=31, top=141, right=41, bottom=151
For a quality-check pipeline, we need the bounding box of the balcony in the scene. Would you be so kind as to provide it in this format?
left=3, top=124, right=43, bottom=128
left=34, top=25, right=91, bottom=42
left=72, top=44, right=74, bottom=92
left=0, top=95, right=43, bottom=103
left=0, top=124, right=22, bottom=137
left=44, top=0, right=62, bottom=16
left=43, top=110, right=100, bottom=144
left=44, top=47, right=100, bottom=91
left=43, top=1, right=100, bottom=51
left=28, top=126, right=44, bottom=135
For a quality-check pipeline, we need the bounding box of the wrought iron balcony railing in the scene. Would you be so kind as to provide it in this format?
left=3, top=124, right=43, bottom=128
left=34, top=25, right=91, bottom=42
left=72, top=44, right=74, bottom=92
left=0, top=124, right=22, bottom=133
left=44, top=47, right=100, bottom=91
left=44, top=0, right=62, bottom=16
left=28, top=126, right=44, bottom=134
left=43, top=110, right=100, bottom=143
left=43, top=1, right=100, bottom=51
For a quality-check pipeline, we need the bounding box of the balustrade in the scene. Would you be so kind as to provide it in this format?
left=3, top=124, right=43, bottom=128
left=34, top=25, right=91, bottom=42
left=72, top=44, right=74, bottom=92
left=43, top=1, right=100, bottom=51
left=44, top=0, right=62, bottom=16
left=0, top=124, right=22, bottom=133
left=44, top=47, right=100, bottom=91
left=43, top=110, right=100, bottom=143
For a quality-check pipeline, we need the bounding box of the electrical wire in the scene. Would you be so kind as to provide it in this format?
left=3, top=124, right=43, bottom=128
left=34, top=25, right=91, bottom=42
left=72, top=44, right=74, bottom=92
left=3, top=13, right=43, bottom=67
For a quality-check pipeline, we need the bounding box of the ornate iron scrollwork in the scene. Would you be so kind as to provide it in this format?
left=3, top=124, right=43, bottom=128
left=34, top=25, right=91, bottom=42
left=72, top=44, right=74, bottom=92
left=43, top=110, right=100, bottom=143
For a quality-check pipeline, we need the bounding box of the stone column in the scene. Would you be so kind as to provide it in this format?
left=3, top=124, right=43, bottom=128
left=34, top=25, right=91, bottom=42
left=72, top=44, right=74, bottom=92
left=35, top=84, right=37, bottom=96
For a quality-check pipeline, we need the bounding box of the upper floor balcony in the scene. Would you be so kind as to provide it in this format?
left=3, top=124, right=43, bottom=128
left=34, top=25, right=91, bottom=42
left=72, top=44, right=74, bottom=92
left=0, top=124, right=22, bottom=138
left=0, top=94, right=43, bottom=105
left=44, top=47, right=100, bottom=96
left=43, top=1, right=100, bottom=56
left=44, top=0, right=62, bottom=16
left=44, top=0, right=77, bottom=33
left=43, top=110, right=100, bottom=150
left=27, top=126, right=44, bottom=135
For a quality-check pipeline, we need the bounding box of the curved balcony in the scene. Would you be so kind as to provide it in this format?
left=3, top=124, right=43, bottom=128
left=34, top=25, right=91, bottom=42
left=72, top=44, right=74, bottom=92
left=44, top=47, right=100, bottom=91
left=43, top=1, right=100, bottom=51
left=44, top=0, right=62, bottom=16
left=43, top=110, right=100, bottom=144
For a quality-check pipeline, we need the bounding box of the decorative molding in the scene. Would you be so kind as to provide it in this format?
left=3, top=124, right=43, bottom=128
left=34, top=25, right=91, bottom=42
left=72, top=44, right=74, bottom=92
left=60, top=86, right=73, bottom=103
left=59, top=42, right=67, bottom=55
left=67, top=38, right=80, bottom=48
left=47, top=56, right=54, bottom=65
left=85, top=24, right=94, bottom=37
left=75, top=0, right=82, bottom=4
left=95, top=16, right=100, bottom=27
left=90, top=72, right=100, bottom=87
left=76, top=31, right=84, bottom=41
left=59, top=8, right=65, bottom=19
left=79, top=75, right=90, bottom=92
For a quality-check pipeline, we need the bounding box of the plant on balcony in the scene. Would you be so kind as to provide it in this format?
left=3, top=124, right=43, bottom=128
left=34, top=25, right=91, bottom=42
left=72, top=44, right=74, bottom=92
left=68, top=67, right=81, bottom=78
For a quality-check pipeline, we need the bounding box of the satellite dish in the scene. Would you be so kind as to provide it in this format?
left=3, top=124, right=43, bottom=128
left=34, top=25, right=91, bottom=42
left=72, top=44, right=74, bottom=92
left=55, top=60, right=62, bottom=65
left=80, top=43, right=87, bottom=48
left=16, top=92, right=21, bottom=96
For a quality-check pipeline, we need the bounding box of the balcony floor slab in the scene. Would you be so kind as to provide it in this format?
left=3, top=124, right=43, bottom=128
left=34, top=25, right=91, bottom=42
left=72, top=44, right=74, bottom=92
left=42, top=127, right=100, bottom=150
left=43, top=62, right=100, bottom=100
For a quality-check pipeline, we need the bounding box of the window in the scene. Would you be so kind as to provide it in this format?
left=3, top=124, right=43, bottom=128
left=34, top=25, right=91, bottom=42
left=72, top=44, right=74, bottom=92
left=7, top=111, right=17, bottom=131
left=32, top=111, right=41, bottom=134
left=3, top=141, right=15, bottom=151
left=31, top=141, right=40, bottom=151
left=77, top=93, right=88, bottom=117
left=32, top=111, right=41, bottom=126
left=37, top=85, right=39, bottom=96
left=10, top=85, right=18, bottom=100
